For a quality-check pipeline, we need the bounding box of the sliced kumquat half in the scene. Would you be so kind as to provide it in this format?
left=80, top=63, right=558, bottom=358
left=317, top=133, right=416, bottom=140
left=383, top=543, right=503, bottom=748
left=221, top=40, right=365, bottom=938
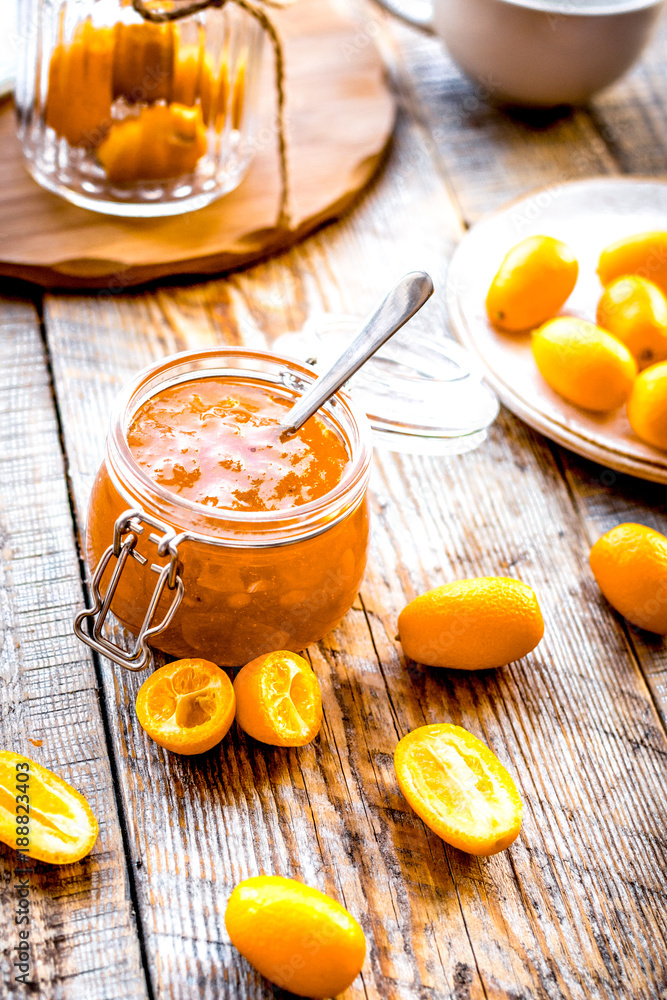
left=0, top=751, right=98, bottom=865
left=394, top=724, right=523, bottom=856
left=135, top=658, right=235, bottom=755
left=233, top=650, right=322, bottom=747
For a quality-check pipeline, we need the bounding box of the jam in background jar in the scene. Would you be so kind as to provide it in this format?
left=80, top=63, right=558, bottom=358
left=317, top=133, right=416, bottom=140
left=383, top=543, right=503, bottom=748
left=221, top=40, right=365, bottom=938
left=15, top=0, right=264, bottom=216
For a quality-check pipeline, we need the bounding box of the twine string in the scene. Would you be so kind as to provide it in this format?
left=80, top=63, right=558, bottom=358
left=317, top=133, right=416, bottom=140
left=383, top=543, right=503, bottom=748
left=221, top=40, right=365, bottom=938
left=132, top=0, right=289, bottom=228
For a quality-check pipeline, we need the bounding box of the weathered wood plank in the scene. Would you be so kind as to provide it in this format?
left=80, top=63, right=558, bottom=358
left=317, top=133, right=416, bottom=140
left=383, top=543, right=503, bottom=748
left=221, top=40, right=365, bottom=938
left=552, top=9, right=667, bottom=729
left=45, top=97, right=478, bottom=1000
left=364, top=417, right=667, bottom=1000
left=41, top=7, right=667, bottom=1000
left=46, top=87, right=667, bottom=1000
left=587, top=11, right=667, bottom=175
left=388, top=6, right=667, bottom=724
left=556, top=453, right=667, bottom=731
left=386, top=22, right=618, bottom=224
left=0, top=297, right=148, bottom=999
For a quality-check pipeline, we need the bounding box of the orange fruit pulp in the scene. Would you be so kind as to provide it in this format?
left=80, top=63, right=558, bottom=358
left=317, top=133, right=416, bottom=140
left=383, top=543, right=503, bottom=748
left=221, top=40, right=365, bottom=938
left=233, top=650, right=323, bottom=747
left=46, top=16, right=246, bottom=150
left=590, top=522, right=667, bottom=634
left=225, top=875, right=366, bottom=998
left=394, top=724, right=523, bottom=856
left=46, top=19, right=114, bottom=148
left=0, top=752, right=98, bottom=865
left=135, top=658, right=235, bottom=754
left=98, top=103, right=208, bottom=183
left=86, top=371, right=368, bottom=667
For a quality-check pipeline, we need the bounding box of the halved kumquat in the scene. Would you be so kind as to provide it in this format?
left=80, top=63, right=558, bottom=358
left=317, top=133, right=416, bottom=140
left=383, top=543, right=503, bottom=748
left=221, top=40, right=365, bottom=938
left=135, top=658, right=235, bottom=754
left=394, top=724, right=523, bottom=856
left=0, top=752, right=98, bottom=865
left=234, top=650, right=322, bottom=747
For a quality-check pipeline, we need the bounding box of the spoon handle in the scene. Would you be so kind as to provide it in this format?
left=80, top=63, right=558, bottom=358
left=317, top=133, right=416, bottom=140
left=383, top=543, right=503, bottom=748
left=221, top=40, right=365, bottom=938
left=282, top=270, right=434, bottom=435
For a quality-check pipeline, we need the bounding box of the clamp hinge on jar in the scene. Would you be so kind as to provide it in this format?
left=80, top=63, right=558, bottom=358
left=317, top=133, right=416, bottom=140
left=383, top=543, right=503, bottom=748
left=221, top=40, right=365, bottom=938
left=74, top=509, right=185, bottom=671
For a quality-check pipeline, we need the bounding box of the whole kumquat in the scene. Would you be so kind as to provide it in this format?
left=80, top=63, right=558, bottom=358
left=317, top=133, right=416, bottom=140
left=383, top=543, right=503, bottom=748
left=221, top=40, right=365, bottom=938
left=0, top=752, right=98, bottom=865
left=626, top=360, right=667, bottom=451
left=596, top=275, right=667, bottom=369
left=590, top=522, right=667, bottom=634
left=532, top=316, right=637, bottom=411
left=135, top=658, right=235, bottom=755
left=233, top=650, right=322, bottom=747
left=397, top=577, right=544, bottom=670
left=486, top=235, right=578, bottom=332
left=598, top=230, right=667, bottom=295
left=394, top=724, right=522, bottom=856
left=225, top=875, right=366, bottom=998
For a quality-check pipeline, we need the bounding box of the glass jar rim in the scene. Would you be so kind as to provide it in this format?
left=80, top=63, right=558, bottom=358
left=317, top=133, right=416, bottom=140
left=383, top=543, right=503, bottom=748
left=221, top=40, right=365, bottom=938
left=105, top=346, right=374, bottom=544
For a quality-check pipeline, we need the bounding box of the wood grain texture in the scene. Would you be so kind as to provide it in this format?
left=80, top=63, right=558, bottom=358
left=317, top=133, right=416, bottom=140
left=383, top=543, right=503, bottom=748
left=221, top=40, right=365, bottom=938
left=558, top=449, right=667, bottom=731
left=43, top=90, right=465, bottom=1000
left=5, top=2, right=665, bottom=999
left=0, top=0, right=394, bottom=288
left=562, top=7, right=667, bottom=734
left=386, top=21, right=618, bottom=225
left=40, top=11, right=667, bottom=997
left=587, top=10, right=667, bottom=175
left=0, top=297, right=148, bottom=999
left=389, top=5, right=667, bottom=720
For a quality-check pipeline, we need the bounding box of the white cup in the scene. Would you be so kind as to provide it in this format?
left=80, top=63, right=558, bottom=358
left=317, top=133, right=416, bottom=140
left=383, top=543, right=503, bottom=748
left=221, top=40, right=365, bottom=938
left=374, top=0, right=664, bottom=107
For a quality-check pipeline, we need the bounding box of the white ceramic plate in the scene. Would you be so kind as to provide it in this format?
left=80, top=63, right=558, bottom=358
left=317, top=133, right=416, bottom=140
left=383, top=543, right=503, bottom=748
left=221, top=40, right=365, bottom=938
left=446, top=177, right=667, bottom=484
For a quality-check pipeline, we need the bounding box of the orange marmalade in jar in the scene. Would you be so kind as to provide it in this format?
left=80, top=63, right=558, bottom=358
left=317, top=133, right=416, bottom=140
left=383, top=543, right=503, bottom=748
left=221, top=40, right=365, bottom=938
left=77, top=349, right=372, bottom=668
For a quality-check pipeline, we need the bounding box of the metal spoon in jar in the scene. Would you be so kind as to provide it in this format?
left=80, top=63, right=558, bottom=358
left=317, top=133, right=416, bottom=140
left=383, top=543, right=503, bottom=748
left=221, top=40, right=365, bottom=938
left=280, top=270, right=434, bottom=436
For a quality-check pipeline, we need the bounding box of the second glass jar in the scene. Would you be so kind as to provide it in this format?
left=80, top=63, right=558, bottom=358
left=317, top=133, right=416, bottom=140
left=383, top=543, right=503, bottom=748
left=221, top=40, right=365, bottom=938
left=16, top=0, right=265, bottom=216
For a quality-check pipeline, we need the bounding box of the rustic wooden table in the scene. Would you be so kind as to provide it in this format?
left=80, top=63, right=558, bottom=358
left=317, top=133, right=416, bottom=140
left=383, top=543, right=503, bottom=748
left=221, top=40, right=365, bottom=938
left=1, top=4, right=666, bottom=999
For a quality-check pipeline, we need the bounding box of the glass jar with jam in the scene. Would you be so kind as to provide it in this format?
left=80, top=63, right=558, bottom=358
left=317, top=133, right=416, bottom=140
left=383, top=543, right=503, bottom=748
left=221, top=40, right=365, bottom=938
left=76, top=349, right=373, bottom=668
left=15, top=0, right=264, bottom=215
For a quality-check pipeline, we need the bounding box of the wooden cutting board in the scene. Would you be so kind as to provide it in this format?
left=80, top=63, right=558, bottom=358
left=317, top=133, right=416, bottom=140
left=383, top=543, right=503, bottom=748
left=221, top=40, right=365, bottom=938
left=0, top=0, right=395, bottom=288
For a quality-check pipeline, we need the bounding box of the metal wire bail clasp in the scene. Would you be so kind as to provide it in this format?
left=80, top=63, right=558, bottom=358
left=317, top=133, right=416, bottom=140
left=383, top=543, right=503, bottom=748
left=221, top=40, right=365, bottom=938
left=74, top=509, right=185, bottom=671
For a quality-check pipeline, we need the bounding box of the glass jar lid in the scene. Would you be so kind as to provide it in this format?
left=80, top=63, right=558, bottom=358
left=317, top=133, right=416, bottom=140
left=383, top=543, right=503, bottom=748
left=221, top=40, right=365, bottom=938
left=272, top=314, right=499, bottom=455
